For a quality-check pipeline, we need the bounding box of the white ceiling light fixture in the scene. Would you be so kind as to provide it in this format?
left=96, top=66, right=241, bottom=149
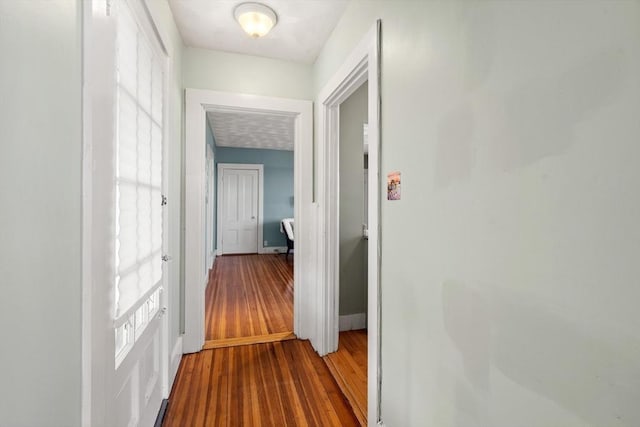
left=234, top=2, right=278, bottom=38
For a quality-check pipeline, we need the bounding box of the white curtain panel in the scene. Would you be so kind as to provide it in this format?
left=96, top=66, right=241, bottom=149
left=114, top=3, right=164, bottom=322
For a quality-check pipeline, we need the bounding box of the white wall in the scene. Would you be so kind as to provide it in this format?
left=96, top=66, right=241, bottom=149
left=0, top=0, right=82, bottom=425
left=315, top=1, right=640, bottom=426
left=183, top=47, right=313, bottom=99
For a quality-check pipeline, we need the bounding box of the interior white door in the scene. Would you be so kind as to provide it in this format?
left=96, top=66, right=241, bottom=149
left=221, top=168, right=259, bottom=254
left=108, top=1, right=167, bottom=426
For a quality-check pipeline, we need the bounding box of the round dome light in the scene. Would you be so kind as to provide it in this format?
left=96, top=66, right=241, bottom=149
left=234, top=3, right=278, bottom=38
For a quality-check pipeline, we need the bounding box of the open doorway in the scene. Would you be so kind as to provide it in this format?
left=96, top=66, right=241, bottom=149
left=323, top=81, right=369, bottom=426
left=183, top=90, right=313, bottom=355
left=316, top=22, right=381, bottom=426
left=203, top=109, right=297, bottom=349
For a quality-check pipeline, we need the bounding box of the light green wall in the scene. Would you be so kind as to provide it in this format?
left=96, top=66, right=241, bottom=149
left=0, top=0, right=82, bottom=425
left=315, top=1, right=640, bottom=425
left=183, top=47, right=313, bottom=100
left=339, top=83, right=368, bottom=316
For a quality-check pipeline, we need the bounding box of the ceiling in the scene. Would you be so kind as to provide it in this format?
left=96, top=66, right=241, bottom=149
left=207, top=109, right=296, bottom=151
left=168, top=0, right=350, bottom=64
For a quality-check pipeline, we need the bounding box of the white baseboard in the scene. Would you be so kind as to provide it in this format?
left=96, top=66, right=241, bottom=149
left=169, top=336, right=183, bottom=388
left=260, top=246, right=288, bottom=254
left=339, top=313, right=366, bottom=331
left=217, top=247, right=289, bottom=255
left=259, top=246, right=288, bottom=254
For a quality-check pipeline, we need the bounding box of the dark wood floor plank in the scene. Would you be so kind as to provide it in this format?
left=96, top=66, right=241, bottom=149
left=164, top=340, right=359, bottom=427
left=205, top=254, right=294, bottom=342
left=323, top=329, right=368, bottom=426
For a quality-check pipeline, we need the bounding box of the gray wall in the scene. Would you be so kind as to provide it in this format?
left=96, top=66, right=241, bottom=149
left=0, top=0, right=82, bottom=425
left=339, top=83, right=368, bottom=316
left=315, top=1, right=640, bottom=425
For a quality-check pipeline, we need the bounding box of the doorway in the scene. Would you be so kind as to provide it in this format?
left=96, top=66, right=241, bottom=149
left=183, top=90, right=313, bottom=354
left=205, top=150, right=294, bottom=348
left=316, top=22, right=381, bottom=425
left=323, top=80, right=369, bottom=425
left=82, top=0, right=172, bottom=425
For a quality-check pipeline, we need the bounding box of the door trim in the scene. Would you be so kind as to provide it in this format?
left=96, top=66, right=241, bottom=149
left=184, top=89, right=313, bottom=354
left=216, top=163, right=264, bottom=255
left=205, top=145, right=216, bottom=268
left=316, top=21, right=382, bottom=425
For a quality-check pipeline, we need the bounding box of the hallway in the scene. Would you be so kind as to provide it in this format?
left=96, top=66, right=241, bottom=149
left=205, top=254, right=294, bottom=345
left=163, top=254, right=361, bottom=426
left=162, top=339, right=359, bottom=426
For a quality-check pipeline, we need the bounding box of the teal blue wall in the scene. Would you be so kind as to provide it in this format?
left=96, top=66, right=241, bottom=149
left=215, top=147, right=293, bottom=248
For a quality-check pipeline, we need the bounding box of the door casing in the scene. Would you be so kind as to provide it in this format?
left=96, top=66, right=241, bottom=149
left=316, top=21, right=383, bottom=426
left=183, top=90, right=313, bottom=354
left=205, top=145, right=215, bottom=268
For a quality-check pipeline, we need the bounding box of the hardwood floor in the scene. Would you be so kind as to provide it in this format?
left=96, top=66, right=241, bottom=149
left=163, top=339, right=360, bottom=427
left=323, top=330, right=368, bottom=427
left=205, top=254, right=293, bottom=344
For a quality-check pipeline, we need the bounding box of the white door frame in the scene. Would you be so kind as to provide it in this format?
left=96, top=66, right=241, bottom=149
left=216, top=163, right=264, bottom=255
left=316, top=22, right=382, bottom=425
left=205, top=144, right=215, bottom=268
left=184, top=89, right=313, bottom=354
